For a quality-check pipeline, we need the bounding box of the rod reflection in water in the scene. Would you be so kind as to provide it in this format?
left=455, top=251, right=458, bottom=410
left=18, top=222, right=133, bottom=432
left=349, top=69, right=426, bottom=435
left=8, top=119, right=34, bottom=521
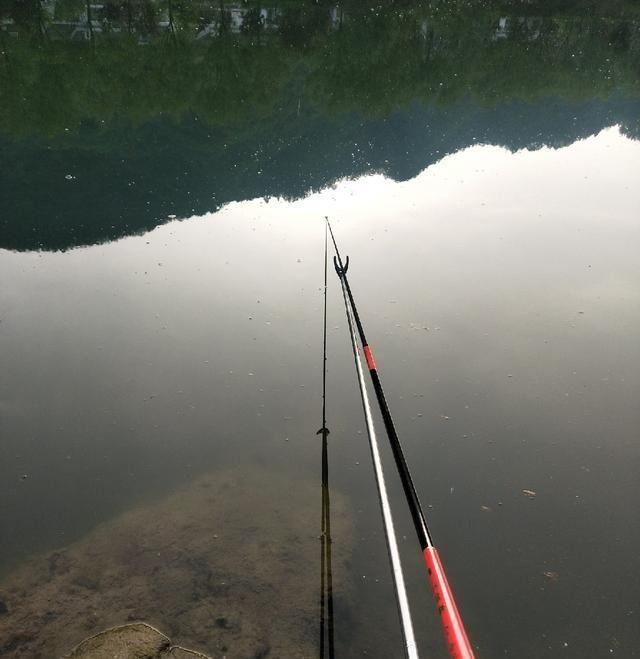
left=318, top=223, right=335, bottom=658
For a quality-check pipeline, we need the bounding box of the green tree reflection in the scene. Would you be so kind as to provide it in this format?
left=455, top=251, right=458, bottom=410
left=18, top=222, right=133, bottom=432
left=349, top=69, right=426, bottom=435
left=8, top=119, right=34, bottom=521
left=0, top=0, right=639, bottom=251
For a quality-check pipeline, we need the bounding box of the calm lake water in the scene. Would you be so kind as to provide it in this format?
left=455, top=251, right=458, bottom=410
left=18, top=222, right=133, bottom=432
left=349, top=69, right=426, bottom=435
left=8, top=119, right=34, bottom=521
left=1, top=2, right=640, bottom=658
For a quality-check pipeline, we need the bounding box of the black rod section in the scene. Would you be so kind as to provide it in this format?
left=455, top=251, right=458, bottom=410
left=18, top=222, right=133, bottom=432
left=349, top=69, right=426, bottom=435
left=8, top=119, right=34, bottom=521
left=326, top=218, right=433, bottom=550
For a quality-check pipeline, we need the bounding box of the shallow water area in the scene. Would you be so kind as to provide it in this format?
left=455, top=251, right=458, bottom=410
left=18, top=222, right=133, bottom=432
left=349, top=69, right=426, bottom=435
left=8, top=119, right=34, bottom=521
left=1, top=3, right=640, bottom=658
left=0, top=466, right=353, bottom=658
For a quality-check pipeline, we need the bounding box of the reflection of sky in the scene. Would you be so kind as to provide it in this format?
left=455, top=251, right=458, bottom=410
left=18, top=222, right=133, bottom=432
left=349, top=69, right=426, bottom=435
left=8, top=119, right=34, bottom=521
left=1, top=127, right=639, bottom=657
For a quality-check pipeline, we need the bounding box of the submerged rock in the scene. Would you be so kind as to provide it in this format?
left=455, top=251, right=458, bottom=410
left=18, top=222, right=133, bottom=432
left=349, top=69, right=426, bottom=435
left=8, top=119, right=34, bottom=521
left=0, top=467, right=353, bottom=658
left=65, top=622, right=209, bottom=658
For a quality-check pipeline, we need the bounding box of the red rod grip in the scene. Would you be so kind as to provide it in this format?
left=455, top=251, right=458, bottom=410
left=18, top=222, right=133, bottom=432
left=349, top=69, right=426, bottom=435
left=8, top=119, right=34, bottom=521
left=423, top=547, right=475, bottom=659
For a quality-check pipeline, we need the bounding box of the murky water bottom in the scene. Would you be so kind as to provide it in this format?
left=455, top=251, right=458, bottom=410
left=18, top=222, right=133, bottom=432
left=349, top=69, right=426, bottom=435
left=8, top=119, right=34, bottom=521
left=0, top=466, right=354, bottom=658
left=1, top=128, right=639, bottom=657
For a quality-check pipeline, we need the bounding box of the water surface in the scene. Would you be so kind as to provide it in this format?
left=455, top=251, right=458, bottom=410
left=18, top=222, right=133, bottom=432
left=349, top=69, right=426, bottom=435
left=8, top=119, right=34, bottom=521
left=1, top=3, right=639, bottom=658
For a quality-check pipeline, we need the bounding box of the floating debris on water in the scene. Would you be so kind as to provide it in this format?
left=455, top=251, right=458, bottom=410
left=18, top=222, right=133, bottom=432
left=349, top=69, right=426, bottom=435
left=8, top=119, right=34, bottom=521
left=522, top=489, right=537, bottom=498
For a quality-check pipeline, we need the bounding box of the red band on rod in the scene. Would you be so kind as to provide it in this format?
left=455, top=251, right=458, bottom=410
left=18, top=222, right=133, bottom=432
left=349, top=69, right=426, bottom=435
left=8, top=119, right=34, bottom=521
left=363, top=345, right=376, bottom=371
left=423, top=547, right=475, bottom=659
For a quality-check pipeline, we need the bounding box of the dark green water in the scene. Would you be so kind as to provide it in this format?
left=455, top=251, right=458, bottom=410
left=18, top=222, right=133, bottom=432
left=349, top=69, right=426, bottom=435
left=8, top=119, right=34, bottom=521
left=1, top=2, right=640, bottom=657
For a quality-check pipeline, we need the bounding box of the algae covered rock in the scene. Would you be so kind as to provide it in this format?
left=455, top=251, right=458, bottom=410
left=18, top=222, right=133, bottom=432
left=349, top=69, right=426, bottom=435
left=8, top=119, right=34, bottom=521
left=65, top=622, right=210, bottom=658
left=0, top=467, right=353, bottom=659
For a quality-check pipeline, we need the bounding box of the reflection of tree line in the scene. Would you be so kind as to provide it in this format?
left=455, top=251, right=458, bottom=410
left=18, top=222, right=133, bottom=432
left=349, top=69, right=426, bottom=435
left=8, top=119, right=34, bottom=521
left=0, top=0, right=286, bottom=41
left=2, top=1, right=640, bottom=39
left=1, top=0, right=639, bottom=135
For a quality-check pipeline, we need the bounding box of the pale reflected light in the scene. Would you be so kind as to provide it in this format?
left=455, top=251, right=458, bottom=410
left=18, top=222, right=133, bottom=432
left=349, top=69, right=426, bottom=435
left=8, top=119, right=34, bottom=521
left=202, top=125, right=639, bottom=239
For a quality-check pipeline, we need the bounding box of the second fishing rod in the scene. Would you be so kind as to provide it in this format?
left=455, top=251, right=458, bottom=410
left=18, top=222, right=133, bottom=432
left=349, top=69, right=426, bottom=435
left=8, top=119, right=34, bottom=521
left=327, top=218, right=475, bottom=659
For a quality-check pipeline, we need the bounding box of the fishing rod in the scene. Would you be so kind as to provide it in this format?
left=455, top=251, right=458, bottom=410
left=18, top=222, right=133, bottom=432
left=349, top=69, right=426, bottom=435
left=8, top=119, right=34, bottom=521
left=318, top=222, right=335, bottom=659
left=338, top=247, right=419, bottom=659
left=327, top=218, right=475, bottom=659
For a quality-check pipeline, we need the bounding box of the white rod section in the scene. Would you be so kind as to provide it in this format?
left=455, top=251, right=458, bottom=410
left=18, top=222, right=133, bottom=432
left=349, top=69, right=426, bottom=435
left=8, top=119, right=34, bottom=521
left=338, top=274, right=419, bottom=659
